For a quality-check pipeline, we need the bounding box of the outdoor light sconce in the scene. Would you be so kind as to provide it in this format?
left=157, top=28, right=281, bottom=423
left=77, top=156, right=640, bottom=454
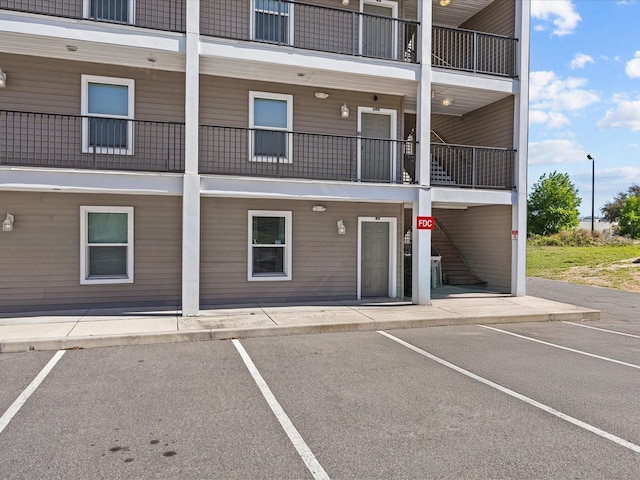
left=0, top=69, right=6, bottom=88
left=337, top=219, right=346, bottom=235
left=341, top=103, right=350, bottom=119
left=3, top=213, right=14, bottom=232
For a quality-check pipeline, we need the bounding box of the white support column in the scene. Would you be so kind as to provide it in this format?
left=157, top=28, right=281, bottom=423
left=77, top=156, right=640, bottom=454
left=511, top=0, right=530, bottom=297
left=182, top=0, right=201, bottom=316
left=412, top=0, right=433, bottom=305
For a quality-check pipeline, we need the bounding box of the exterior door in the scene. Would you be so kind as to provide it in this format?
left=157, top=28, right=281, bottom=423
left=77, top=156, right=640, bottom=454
left=362, top=1, right=396, bottom=59
left=361, top=221, right=390, bottom=297
left=360, top=111, right=392, bottom=182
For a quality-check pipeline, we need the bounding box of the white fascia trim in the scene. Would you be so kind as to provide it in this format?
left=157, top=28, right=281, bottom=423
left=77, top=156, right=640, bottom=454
left=431, top=69, right=516, bottom=95
left=431, top=187, right=514, bottom=206
left=0, top=13, right=183, bottom=52
left=200, top=176, right=417, bottom=203
left=80, top=205, right=134, bottom=285
left=0, top=167, right=183, bottom=196
left=247, top=210, right=293, bottom=282
left=199, top=38, right=418, bottom=82
left=356, top=216, right=398, bottom=300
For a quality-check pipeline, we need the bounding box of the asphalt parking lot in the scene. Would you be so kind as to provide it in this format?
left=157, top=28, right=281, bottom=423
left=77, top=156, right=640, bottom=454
left=1, top=304, right=639, bottom=479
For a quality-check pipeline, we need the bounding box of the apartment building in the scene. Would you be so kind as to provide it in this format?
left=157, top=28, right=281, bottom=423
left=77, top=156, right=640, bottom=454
left=0, top=0, right=530, bottom=314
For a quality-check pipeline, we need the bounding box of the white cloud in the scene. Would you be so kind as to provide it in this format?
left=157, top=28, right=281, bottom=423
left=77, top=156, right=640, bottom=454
left=570, top=53, right=594, bottom=69
left=625, top=51, right=640, bottom=78
left=529, top=71, right=599, bottom=128
left=597, top=97, right=640, bottom=131
left=531, top=0, right=581, bottom=36
left=529, top=139, right=588, bottom=165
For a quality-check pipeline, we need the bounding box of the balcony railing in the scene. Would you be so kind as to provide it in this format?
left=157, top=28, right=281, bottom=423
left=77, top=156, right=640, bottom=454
left=203, top=0, right=419, bottom=63
left=0, top=0, right=186, bottom=32
left=199, top=125, right=415, bottom=184
left=432, top=26, right=518, bottom=78
left=431, top=143, right=515, bottom=189
left=0, top=110, right=185, bottom=172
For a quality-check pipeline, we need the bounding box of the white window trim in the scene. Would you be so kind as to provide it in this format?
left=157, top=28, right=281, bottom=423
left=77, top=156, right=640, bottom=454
left=359, top=0, right=399, bottom=60
left=248, top=210, right=292, bottom=281
left=81, top=74, right=135, bottom=155
left=357, top=106, right=398, bottom=181
left=249, top=91, right=294, bottom=164
left=251, top=0, right=295, bottom=45
left=82, top=0, right=136, bottom=24
left=356, top=216, right=398, bottom=300
left=80, top=206, right=134, bottom=285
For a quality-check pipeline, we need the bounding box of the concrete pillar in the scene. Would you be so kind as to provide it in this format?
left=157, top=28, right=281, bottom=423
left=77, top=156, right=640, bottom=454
left=182, top=0, right=201, bottom=315
left=511, top=0, right=530, bottom=297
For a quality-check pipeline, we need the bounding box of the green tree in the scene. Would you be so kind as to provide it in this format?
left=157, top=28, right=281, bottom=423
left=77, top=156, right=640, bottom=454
left=528, top=171, right=581, bottom=236
left=618, top=195, right=640, bottom=239
left=600, top=184, right=640, bottom=222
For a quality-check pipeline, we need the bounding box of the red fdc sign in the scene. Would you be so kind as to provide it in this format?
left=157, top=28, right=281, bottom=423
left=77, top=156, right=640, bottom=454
left=416, top=216, right=435, bottom=230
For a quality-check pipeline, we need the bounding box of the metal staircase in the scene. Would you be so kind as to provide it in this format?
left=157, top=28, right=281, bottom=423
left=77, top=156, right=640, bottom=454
left=432, top=221, right=486, bottom=286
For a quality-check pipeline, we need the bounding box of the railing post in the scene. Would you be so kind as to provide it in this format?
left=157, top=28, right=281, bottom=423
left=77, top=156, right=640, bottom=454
left=473, top=31, right=478, bottom=74
left=352, top=11, right=357, bottom=56
left=472, top=147, right=477, bottom=188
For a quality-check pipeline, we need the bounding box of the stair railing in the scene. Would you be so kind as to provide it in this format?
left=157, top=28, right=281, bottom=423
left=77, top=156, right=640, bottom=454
left=433, top=219, right=484, bottom=284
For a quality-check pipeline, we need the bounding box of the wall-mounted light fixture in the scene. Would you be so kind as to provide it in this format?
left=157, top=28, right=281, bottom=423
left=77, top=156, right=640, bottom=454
left=0, top=69, right=6, bottom=88
left=337, top=219, right=346, bottom=235
left=3, top=213, right=14, bottom=232
left=312, top=205, right=326, bottom=212
left=314, top=92, right=329, bottom=99
left=341, top=103, right=350, bottom=119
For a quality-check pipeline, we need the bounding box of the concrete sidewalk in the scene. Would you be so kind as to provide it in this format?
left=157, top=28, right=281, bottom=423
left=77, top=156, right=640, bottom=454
left=0, top=291, right=599, bottom=353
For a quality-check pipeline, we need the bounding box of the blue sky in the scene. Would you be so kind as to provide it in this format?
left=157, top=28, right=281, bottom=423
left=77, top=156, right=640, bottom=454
left=529, top=0, right=640, bottom=217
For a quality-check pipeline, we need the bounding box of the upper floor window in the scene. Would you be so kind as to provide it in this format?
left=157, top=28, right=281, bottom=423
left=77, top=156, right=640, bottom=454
left=249, top=91, right=293, bottom=163
left=253, top=0, right=293, bottom=44
left=83, top=0, right=135, bottom=24
left=81, top=75, right=135, bottom=155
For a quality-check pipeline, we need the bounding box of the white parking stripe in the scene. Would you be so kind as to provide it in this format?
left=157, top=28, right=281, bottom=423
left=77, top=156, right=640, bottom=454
left=232, top=340, right=330, bottom=480
left=478, top=325, right=640, bottom=370
left=0, top=350, right=65, bottom=435
left=563, top=321, right=640, bottom=339
left=378, top=331, right=640, bottom=454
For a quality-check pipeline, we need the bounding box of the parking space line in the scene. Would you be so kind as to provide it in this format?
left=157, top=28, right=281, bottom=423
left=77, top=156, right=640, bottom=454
left=0, top=350, right=65, bottom=435
left=478, top=325, right=640, bottom=370
left=232, top=340, right=330, bottom=480
left=563, top=321, right=640, bottom=339
left=377, top=331, right=640, bottom=454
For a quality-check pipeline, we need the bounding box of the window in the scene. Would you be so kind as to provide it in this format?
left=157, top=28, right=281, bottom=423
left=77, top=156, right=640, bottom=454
left=80, top=206, right=134, bottom=285
left=83, top=0, right=135, bottom=24
left=253, top=0, right=293, bottom=44
left=81, top=75, right=135, bottom=155
left=249, top=91, right=293, bottom=163
left=248, top=210, right=292, bottom=281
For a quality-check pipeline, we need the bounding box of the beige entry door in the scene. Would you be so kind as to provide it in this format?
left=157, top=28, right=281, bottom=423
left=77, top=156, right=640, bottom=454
left=360, top=111, right=393, bottom=182
left=361, top=221, right=390, bottom=297
left=362, top=1, right=397, bottom=59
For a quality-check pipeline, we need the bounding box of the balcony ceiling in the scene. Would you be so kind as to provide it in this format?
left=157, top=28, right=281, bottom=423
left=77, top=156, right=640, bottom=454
left=432, top=0, right=495, bottom=27
left=431, top=83, right=510, bottom=116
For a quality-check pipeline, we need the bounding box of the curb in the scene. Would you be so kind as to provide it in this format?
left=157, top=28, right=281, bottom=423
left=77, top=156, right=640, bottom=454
left=0, top=308, right=600, bottom=354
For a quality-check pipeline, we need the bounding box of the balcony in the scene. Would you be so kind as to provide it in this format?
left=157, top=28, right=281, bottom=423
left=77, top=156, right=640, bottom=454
left=199, top=125, right=414, bottom=184
left=0, top=0, right=186, bottom=32
left=202, top=0, right=419, bottom=64
left=431, top=143, right=515, bottom=189
left=0, top=110, right=185, bottom=173
left=432, top=26, right=518, bottom=78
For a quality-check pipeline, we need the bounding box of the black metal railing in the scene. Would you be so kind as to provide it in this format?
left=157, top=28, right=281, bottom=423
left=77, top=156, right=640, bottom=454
left=202, top=0, right=419, bottom=63
left=431, top=143, right=515, bottom=189
left=199, top=125, right=416, bottom=184
left=0, top=110, right=185, bottom=172
left=0, top=0, right=186, bottom=32
left=432, top=26, right=518, bottom=78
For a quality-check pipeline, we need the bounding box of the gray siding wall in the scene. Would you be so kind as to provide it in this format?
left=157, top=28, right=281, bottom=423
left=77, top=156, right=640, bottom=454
left=0, top=54, right=185, bottom=122
left=200, top=198, right=404, bottom=304
left=462, top=0, right=515, bottom=37
left=0, top=191, right=182, bottom=311
left=434, top=205, right=511, bottom=289
left=431, top=96, right=514, bottom=148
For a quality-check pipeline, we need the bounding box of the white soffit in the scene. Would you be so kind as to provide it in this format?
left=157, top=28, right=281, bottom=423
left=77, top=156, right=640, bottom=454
left=432, top=0, right=495, bottom=27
